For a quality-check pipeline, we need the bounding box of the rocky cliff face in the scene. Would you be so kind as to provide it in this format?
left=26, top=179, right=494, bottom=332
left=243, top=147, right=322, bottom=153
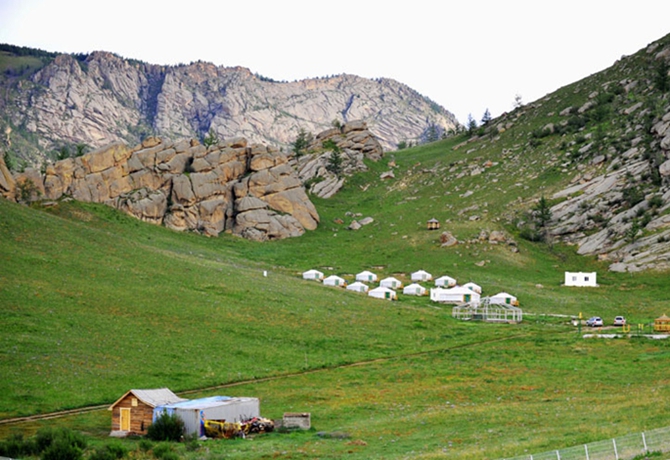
left=2, top=120, right=384, bottom=241
left=1, top=50, right=459, bottom=165
left=8, top=135, right=320, bottom=241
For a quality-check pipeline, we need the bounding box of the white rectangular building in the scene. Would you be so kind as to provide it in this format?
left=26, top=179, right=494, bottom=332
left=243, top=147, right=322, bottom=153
left=564, top=271, right=597, bottom=287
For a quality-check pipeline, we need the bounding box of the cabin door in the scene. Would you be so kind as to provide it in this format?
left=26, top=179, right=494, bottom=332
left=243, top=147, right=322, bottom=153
left=120, top=408, right=131, bottom=431
left=464, top=294, right=471, bottom=302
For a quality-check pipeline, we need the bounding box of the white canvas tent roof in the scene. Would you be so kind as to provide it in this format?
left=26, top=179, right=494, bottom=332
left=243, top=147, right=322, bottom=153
left=411, top=270, right=432, bottom=281
left=430, top=286, right=481, bottom=304
left=347, top=282, right=369, bottom=292
left=355, top=270, right=378, bottom=282
left=369, top=286, right=397, bottom=300
left=379, top=277, right=403, bottom=289
left=403, top=283, right=427, bottom=295
left=435, top=275, right=457, bottom=287
left=463, top=282, right=482, bottom=293
left=323, top=275, right=346, bottom=286
left=302, top=269, right=323, bottom=280
left=490, top=292, right=518, bottom=304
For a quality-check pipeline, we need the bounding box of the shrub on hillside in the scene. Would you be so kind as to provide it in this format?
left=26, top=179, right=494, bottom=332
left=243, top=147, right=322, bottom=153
left=34, top=427, right=86, bottom=460
left=0, top=433, right=37, bottom=458
left=89, top=442, right=127, bottom=460
left=146, top=412, right=185, bottom=442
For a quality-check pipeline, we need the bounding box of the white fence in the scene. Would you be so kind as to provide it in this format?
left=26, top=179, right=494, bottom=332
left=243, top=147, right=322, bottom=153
left=502, top=426, right=670, bottom=460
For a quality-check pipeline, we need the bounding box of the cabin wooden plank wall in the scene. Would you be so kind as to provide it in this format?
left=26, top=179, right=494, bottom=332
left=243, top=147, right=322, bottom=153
left=110, top=394, right=154, bottom=434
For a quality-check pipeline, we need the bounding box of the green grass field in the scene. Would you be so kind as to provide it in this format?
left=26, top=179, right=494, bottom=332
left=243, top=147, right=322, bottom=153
left=1, top=145, right=669, bottom=458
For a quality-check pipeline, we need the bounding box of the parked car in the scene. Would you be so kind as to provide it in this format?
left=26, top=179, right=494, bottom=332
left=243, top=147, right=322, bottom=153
left=586, top=316, right=603, bottom=327
left=613, top=316, right=626, bottom=326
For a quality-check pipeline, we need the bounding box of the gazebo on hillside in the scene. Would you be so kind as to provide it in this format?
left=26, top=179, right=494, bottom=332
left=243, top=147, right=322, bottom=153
left=427, top=218, right=441, bottom=230
left=452, top=297, right=523, bottom=323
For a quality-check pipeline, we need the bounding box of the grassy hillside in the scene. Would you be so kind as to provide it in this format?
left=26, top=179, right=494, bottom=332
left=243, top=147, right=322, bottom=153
left=2, top=34, right=670, bottom=459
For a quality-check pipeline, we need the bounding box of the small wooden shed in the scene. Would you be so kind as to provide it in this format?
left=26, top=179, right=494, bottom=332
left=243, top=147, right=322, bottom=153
left=427, top=218, right=441, bottom=230
left=109, top=388, right=187, bottom=436
left=654, top=314, right=670, bottom=333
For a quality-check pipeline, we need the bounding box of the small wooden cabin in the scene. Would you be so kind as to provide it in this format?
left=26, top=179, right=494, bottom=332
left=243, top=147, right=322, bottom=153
left=109, top=388, right=187, bottom=436
left=427, top=218, right=440, bottom=230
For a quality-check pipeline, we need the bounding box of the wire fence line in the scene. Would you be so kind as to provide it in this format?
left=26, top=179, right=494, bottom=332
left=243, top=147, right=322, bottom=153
left=502, top=425, right=670, bottom=460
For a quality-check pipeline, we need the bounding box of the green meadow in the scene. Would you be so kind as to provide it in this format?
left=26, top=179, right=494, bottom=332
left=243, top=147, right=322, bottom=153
left=4, top=33, right=670, bottom=455
left=2, top=127, right=670, bottom=458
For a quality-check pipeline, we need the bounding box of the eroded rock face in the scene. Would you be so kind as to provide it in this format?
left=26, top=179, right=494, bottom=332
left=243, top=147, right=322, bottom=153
left=296, top=121, right=381, bottom=198
left=5, top=52, right=460, bottom=166
left=31, top=137, right=320, bottom=240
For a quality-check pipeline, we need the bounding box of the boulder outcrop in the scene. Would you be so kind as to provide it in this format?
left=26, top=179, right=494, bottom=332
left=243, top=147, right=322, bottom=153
left=22, top=136, right=320, bottom=240
left=295, top=121, right=381, bottom=198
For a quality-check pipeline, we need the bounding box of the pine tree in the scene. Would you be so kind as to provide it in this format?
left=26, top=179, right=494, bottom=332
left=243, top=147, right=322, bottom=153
left=481, top=108, right=492, bottom=125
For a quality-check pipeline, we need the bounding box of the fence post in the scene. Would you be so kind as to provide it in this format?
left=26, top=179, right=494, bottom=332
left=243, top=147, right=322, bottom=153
left=642, top=432, right=648, bottom=453
left=585, top=444, right=590, bottom=460
left=613, top=438, right=619, bottom=460
left=556, top=450, right=561, bottom=460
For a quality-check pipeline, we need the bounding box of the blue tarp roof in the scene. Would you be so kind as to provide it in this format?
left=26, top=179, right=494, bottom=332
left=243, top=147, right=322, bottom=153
left=159, top=396, right=232, bottom=410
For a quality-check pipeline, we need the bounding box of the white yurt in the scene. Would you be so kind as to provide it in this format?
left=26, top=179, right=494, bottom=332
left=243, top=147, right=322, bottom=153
left=403, top=283, right=427, bottom=296
left=302, top=269, right=324, bottom=281
left=490, top=292, right=519, bottom=306
left=323, top=275, right=346, bottom=287
left=379, top=277, right=403, bottom=289
left=462, top=282, right=482, bottom=294
left=355, top=270, right=378, bottom=282
left=430, top=286, right=481, bottom=304
left=410, top=270, right=433, bottom=282
left=435, top=275, right=457, bottom=287
left=346, top=282, right=370, bottom=293
left=368, top=286, right=397, bottom=300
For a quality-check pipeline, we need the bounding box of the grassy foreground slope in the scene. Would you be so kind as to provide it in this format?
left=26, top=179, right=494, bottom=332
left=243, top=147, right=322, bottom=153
left=2, top=33, right=670, bottom=458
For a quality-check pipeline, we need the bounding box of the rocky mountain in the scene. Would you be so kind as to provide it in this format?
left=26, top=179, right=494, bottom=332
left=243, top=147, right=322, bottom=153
left=468, top=33, right=670, bottom=272
left=0, top=120, right=383, bottom=241
left=0, top=45, right=459, bottom=166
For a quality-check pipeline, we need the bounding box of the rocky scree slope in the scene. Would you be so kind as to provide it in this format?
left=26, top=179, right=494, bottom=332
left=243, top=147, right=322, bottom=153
left=0, top=48, right=459, bottom=164
left=457, top=33, right=670, bottom=272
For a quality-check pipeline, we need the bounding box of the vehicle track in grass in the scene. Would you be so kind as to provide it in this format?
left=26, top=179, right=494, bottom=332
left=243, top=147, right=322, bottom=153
left=0, top=332, right=534, bottom=426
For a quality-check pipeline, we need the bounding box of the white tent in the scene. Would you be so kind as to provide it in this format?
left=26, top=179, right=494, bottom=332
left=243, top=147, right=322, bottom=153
left=403, top=283, right=427, bottom=296
left=302, top=269, right=323, bottom=281
left=379, top=277, right=403, bottom=289
left=355, top=270, right=378, bottom=282
left=490, top=292, right=519, bottom=306
left=154, top=396, right=259, bottom=437
left=368, top=286, right=397, bottom=300
left=435, top=275, right=457, bottom=287
left=463, top=282, right=482, bottom=294
left=410, top=270, right=433, bottom=282
left=430, top=286, right=481, bottom=304
left=323, top=275, right=346, bottom=287
left=346, top=282, right=369, bottom=293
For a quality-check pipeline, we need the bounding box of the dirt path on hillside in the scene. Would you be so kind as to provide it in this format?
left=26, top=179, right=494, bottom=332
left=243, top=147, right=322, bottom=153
left=0, top=333, right=530, bottom=426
